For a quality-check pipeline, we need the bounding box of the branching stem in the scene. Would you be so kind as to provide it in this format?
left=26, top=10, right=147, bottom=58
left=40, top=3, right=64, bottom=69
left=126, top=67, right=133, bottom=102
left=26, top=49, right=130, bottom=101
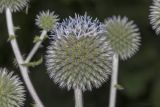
left=25, top=30, right=47, bottom=63
left=5, top=8, right=44, bottom=107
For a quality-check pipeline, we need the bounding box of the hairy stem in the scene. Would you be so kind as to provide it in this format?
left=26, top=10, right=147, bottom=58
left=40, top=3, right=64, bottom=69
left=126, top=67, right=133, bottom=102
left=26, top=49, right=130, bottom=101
left=5, top=8, right=44, bottom=107
left=25, top=30, right=47, bottom=63
left=74, top=88, right=83, bottom=107
left=109, top=54, right=119, bottom=107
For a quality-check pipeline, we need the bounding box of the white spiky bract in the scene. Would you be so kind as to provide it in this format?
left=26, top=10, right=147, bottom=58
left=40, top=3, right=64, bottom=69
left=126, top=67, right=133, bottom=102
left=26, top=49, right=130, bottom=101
left=105, top=16, right=141, bottom=60
left=149, top=0, right=160, bottom=35
left=0, top=0, right=29, bottom=13
left=46, top=14, right=113, bottom=91
left=0, top=68, right=25, bottom=107
left=36, top=11, right=59, bottom=31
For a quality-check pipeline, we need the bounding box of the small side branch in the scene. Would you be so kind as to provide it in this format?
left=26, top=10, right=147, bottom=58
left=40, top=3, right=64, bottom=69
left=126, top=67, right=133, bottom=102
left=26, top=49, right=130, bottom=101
left=25, top=30, right=47, bottom=63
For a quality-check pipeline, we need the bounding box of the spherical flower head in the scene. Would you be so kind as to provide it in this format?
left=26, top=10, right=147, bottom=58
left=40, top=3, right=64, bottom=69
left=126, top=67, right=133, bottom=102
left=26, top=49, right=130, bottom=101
left=35, top=11, right=59, bottom=31
left=46, top=14, right=113, bottom=91
left=0, top=68, right=25, bottom=107
left=149, top=0, right=160, bottom=35
left=105, top=16, right=141, bottom=60
left=0, top=0, right=29, bottom=13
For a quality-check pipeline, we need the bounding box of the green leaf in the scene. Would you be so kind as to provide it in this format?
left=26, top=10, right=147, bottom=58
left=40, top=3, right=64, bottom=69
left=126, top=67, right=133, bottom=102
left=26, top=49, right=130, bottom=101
left=33, top=35, right=48, bottom=43
left=22, top=57, right=43, bottom=67
left=32, top=103, right=37, bottom=107
left=7, top=35, right=16, bottom=42
left=14, top=26, right=21, bottom=31
left=33, top=35, right=42, bottom=43
left=13, top=58, right=18, bottom=68
left=114, top=84, right=124, bottom=90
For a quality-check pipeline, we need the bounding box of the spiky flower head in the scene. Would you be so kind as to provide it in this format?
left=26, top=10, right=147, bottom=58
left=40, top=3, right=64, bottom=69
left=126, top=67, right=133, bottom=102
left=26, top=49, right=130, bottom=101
left=0, top=68, right=25, bottom=107
left=36, top=10, right=59, bottom=31
left=105, top=16, right=141, bottom=60
left=0, top=0, right=29, bottom=13
left=46, top=14, right=113, bottom=91
left=149, top=0, right=160, bottom=35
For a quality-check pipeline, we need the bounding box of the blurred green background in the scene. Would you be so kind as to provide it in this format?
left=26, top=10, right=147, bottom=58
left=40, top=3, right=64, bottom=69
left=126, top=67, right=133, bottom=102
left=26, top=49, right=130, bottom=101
left=0, top=0, right=159, bottom=107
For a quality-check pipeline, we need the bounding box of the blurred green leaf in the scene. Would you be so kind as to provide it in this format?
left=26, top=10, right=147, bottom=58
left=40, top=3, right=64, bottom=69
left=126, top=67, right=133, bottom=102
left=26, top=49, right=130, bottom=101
left=114, top=84, right=124, bottom=90
left=120, top=69, right=155, bottom=99
left=7, top=35, right=16, bottom=42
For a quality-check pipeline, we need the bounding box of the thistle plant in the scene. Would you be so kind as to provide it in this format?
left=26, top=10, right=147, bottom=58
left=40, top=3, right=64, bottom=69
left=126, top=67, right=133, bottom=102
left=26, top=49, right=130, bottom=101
left=0, top=0, right=58, bottom=106
left=105, top=16, right=141, bottom=107
left=46, top=14, right=113, bottom=107
left=149, top=0, right=160, bottom=35
left=5, top=8, right=44, bottom=107
left=0, top=68, right=25, bottom=107
left=0, top=0, right=145, bottom=106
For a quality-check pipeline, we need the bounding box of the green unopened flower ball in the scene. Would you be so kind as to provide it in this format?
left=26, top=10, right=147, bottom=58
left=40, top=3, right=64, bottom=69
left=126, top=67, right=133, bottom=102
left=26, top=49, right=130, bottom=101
left=46, top=14, right=113, bottom=91
left=0, top=0, right=29, bottom=13
left=149, top=0, right=160, bottom=35
left=105, top=16, right=141, bottom=60
left=35, top=11, right=59, bottom=31
left=0, top=68, right=25, bottom=107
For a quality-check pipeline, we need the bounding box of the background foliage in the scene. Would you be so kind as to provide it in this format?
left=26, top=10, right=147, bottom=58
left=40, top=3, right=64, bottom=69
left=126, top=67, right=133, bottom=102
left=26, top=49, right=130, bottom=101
left=0, top=0, right=159, bottom=107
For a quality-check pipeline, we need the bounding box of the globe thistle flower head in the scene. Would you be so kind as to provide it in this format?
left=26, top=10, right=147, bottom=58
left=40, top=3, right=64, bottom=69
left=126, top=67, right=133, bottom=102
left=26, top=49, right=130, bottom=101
left=105, top=16, right=141, bottom=60
left=149, top=0, right=160, bottom=35
left=36, top=10, right=59, bottom=31
left=46, top=14, right=113, bottom=91
left=0, top=68, right=25, bottom=107
left=0, top=0, right=29, bottom=13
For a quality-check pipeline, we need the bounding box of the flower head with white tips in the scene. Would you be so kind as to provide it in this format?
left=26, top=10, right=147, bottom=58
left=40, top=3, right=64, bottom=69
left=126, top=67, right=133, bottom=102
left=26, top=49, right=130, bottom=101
left=51, top=13, right=105, bottom=39
left=46, top=14, right=113, bottom=91
left=105, top=16, right=141, bottom=60
left=0, top=0, right=29, bottom=13
left=0, top=68, right=25, bottom=107
left=149, top=0, right=160, bottom=35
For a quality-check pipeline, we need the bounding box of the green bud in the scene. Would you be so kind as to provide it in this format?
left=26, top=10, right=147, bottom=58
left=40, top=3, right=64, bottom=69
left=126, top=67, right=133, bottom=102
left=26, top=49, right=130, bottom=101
left=0, top=68, right=25, bottom=107
left=105, top=16, right=141, bottom=60
left=35, top=10, right=59, bottom=31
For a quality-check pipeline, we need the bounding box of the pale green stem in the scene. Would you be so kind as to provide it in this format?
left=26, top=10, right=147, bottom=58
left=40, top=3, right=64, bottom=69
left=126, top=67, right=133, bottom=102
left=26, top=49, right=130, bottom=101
left=5, top=8, right=44, bottom=107
left=74, top=88, right=83, bottom=107
left=25, top=30, right=47, bottom=63
left=109, top=53, right=119, bottom=107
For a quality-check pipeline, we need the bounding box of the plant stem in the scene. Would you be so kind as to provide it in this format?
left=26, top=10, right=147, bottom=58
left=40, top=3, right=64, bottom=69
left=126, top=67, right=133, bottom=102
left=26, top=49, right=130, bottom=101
left=5, top=8, right=44, bottom=107
left=25, top=30, right=47, bottom=63
left=74, top=88, right=83, bottom=107
left=109, top=53, right=119, bottom=107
